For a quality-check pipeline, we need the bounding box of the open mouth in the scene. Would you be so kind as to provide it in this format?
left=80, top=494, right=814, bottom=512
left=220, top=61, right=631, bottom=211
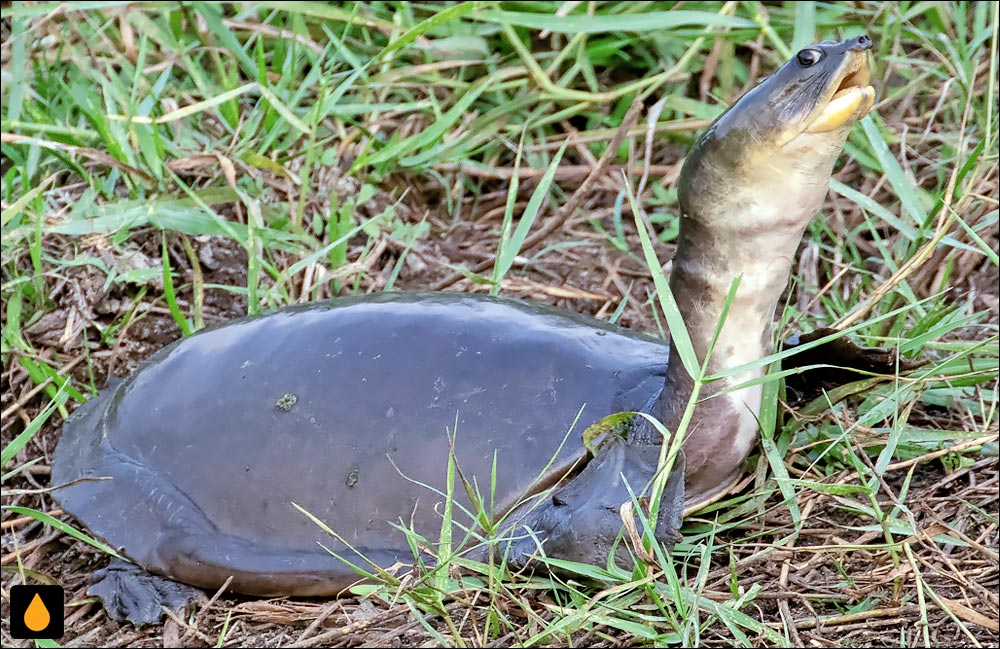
left=805, top=56, right=876, bottom=133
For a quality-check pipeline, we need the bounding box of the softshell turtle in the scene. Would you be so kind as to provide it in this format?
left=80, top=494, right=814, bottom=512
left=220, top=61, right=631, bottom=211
left=51, top=36, right=878, bottom=624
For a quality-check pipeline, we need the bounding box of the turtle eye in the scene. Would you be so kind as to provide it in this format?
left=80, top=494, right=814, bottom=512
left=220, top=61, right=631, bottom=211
left=796, top=48, right=824, bottom=67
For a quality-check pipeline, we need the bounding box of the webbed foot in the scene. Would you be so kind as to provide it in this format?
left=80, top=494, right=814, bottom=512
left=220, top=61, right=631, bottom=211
left=503, top=438, right=686, bottom=572
left=782, top=328, right=924, bottom=407
left=88, top=558, right=205, bottom=625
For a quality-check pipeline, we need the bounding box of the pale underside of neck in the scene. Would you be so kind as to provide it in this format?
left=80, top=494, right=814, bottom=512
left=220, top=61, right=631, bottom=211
left=652, top=217, right=808, bottom=505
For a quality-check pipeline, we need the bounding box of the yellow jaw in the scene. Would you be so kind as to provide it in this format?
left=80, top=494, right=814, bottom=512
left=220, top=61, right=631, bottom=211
left=806, top=85, right=876, bottom=133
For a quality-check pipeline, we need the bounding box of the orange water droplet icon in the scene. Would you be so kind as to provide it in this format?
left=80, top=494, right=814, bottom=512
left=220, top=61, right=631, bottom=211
left=24, top=593, right=51, bottom=632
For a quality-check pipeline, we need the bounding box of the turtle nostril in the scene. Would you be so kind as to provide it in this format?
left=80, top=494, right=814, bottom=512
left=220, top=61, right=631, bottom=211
left=855, top=34, right=873, bottom=50
left=552, top=494, right=568, bottom=507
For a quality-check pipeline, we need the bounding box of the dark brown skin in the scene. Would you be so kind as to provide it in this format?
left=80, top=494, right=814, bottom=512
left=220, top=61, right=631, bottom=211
left=782, top=329, right=925, bottom=408
left=50, top=37, right=883, bottom=625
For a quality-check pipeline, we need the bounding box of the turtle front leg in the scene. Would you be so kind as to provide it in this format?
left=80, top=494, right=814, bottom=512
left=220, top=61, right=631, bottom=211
left=88, top=558, right=205, bottom=625
left=502, top=437, right=687, bottom=572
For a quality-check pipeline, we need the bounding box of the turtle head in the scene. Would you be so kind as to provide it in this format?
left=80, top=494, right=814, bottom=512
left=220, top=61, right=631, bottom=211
left=500, top=438, right=685, bottom=574
left=679, top=35, right=875, bottom=233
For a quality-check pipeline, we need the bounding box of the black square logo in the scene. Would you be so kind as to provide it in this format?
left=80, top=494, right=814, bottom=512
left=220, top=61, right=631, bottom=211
left=9, top=585, right=64, bottom=639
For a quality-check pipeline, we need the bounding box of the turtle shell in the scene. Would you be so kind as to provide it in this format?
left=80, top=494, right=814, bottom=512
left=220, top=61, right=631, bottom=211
left=51, top=292, right=666, bottom=595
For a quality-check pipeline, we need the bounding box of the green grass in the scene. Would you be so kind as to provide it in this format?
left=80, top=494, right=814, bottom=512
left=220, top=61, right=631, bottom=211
left=2, top=1, right=998, bottom=647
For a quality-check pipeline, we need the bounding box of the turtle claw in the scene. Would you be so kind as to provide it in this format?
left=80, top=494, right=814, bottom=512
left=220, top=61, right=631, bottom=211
left=88, top=558, right=205, bottom=625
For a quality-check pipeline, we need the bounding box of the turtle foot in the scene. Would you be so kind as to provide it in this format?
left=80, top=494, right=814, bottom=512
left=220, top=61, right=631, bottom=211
left=88, top=558, right=205, bottom=625
left=783, top=328, right=924, bottom=408
left=503, top=438, right=686, bottom=572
